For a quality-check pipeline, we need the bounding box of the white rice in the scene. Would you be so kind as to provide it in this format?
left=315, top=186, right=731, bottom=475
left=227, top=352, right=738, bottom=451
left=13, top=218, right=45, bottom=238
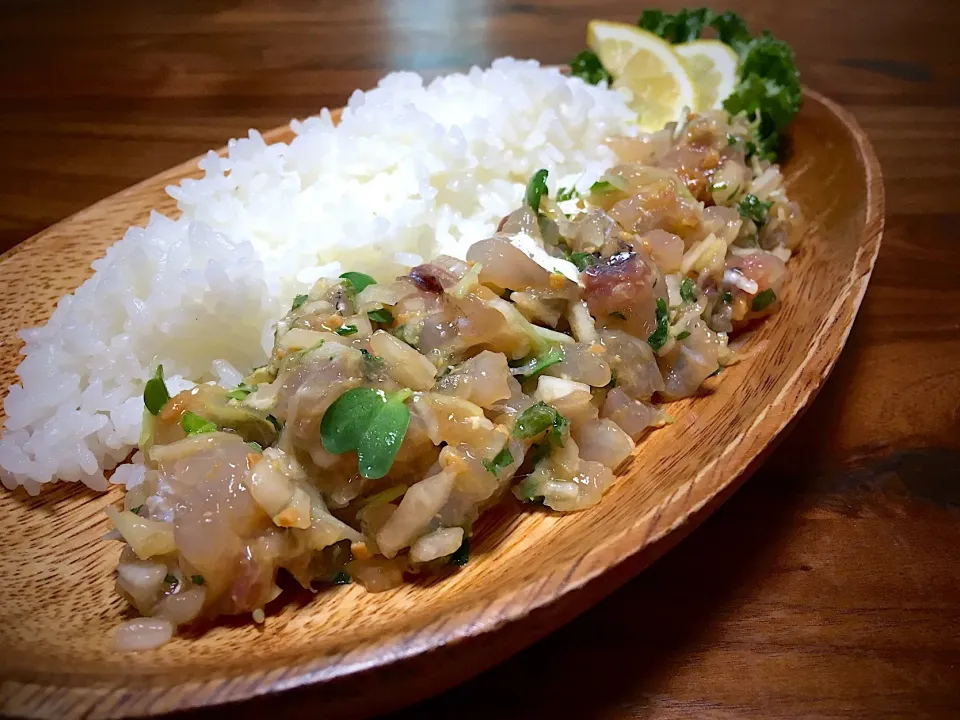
left=0, top=58, right=637, bottom=493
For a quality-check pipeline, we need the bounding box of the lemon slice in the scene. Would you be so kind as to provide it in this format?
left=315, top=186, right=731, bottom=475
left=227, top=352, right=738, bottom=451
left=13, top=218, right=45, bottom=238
left=674, top=39, right=739, bottom=111
left=587, top=20, right=697, bottom=132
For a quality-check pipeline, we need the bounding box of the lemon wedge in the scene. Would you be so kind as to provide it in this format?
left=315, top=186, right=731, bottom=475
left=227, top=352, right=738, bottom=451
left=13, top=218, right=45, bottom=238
left=674, top=39, right=739, bottom=111
left=587, top=20, right=697, bottom=132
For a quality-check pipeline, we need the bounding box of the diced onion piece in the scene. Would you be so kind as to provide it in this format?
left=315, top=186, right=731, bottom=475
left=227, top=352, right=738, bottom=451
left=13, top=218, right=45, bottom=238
left=106, top=506, right=176, bottom=560
left=370, top=330, right=437, bottom=390
left=723, top=268, right=759, bottom=295
left=113, top=617, right=173, bottom=652
left=376, top=470, right=455, bottom=558
left=409, top=527, right=464, bottom=564
left=346, top=556, right=406, bottom=592
left=116, top=559, right=167, bottom=612
left=601, top=388, right=661, bottom=441
left=248, top=450, right=294, bottom=518
left=567, top=300, right=598, bottom=344
left=535, top=376, right=590, bottom=405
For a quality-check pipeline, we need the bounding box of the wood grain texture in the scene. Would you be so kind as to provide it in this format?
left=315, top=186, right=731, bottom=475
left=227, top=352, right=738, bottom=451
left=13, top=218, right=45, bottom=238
left=0, top=84, right=883, bottom=718
left=0, top=1, right=958, bottom=718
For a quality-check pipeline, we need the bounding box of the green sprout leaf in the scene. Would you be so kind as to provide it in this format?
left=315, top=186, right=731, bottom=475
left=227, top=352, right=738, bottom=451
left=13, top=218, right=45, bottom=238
left=143, top=365, right=170, bottom=416
left=647, top=297, right=669, bottom=352
left=525, top=169, right=549, bottom=212
left=181, top=411, right=217, bottom=436
left=339, top=272, right=377, bottom=294
left=567, top=252, right=598, bottom=271
left=483, top=447, right=515, bottom=476
left=513, top=401, right=568, bottom=447
left=751, top=288, right=777, bottom=311
left=556, top=186, right=577, bottom=202
left=226, top=383, right=255, bottom=401
left=521, top=349, right=564, bottom=381
left=367, top=308, right=394, bottom=324
left=680, top=277, right=697, bottom=303
left=191, top=575, right=205, bottom=586
left=290, top=294, right=308, bottom=311
left=335, top=324, right=359, bottom=336
left=320, top=387, right=412, bottom=479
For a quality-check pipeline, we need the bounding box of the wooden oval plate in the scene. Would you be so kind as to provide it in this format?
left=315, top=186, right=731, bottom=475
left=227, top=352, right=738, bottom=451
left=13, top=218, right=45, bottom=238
left=0, top=88, right=882, bottom=719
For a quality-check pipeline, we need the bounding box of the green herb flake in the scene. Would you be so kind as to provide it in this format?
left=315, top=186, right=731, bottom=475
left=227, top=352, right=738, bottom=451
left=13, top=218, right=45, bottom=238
left=290, top=294, right=309, bottom=311
left=449, top=536, right=470, bottom=567
left=339, top=272, right=377, bottom=294
left=332, top=571, right=352, bottom=585
left=181, top=411, right=217, bottom=436
left=522, top=349, right=564, bottom=381
left=568, top=252, right=598, bottom=272
left=267, top=414, right=281, bottom=432
left=590, top=180, right=616, bottom=194
left=164, top=574, right=178, bottom=588
left=513, top=401, right=568, bottom=447
left=226, top=383, right=255, bottom=401
left=708, top=365, right=725, bottom=378
left=525, top=169, right=549, bottom=212
left=647, top=298, right=670, bottom=352
left=723, top=291, right=734, bottom=304
left=751, top=288, right=777, bottom=311
left=320, top=387, right=412, bottom=479
left=727, top=132, right=739, bottom=146
left=367, top=308, right=394, bottom=324
left=131, top=505, right=143, bottom=516
left=676, top=330, right=691, bottom=341
left=569, top=49, right=612, bottom=86
left=191, top=575, right=204, bottom=586
left=335, top=324, right=359, bottom=336
left=483, top=447, right=515, bottom=476
left=737, top=194, right=774, bottom=227
left=680, top=277, right=697, bottom=303
left=248, top=441, right=263, bottom=453
left=556, top=186, right=576, bottom=202
left=143, top=365, right=171, bottom=416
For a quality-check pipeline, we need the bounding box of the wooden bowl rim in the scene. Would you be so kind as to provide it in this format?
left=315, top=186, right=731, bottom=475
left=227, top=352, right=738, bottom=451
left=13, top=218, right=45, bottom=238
left=0, top=87, right=884, bottom=717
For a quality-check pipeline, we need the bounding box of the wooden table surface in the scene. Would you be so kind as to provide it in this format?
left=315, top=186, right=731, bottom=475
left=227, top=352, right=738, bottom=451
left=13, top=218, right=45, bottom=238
left=2, top=0, right=958, bottom=717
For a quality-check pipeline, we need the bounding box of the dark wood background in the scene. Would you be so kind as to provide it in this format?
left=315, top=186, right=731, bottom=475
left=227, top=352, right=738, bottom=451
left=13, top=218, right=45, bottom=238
left=1, top=0, right=958, bottom=717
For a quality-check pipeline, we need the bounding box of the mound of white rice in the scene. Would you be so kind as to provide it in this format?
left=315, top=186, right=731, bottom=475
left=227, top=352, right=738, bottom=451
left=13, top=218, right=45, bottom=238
left=0, top=58, right=637, bottom=494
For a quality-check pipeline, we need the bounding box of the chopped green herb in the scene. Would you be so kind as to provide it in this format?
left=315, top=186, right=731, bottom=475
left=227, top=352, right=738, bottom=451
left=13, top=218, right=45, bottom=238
left=320, top=387, right=412, bottom=479
left=727, top=132, right=740, bottom=146
left=248, top=441, right=263, bottom=453
left=164, top=574, right=178, bottom=588
left=513, top=401, right=568, bottom=447
left=335, top=324, right=358, bottom=336
left=528, top=441, right=551, bottom=466
left=191, top=575, right=204, bottom=586
left=143, top=365, right=170, bottom=416
left=226, top=383, right=255, bottom=401
left=131, top=505, right=143, bottom=516
left=708, top=365, right=725, bottom=378
left=332, top=571, right=352, bottom=585
left=525, top=169, right=549, bottom=212
left=722, top=291, right=734, bottom=304
left=483, top=447, right=515, bottom=476
left=680, top=277, right=697, bottom=303
left=556, top=186, right=576, bottom=202
left=609, top=310, right=627, bottom=320
left=181, top=411, right=217, bottom=435
left=339, top=272, right=377, bottom=294
left=449, top=536, right=470, bottom=567
left=676, top=330, right=691, bottom=341
left=267, top=414, right=281, bottom=432
left=590, top=180, right=617, bottom=194
left=568, top=252, right=598, bottom=272
left=367, top=308, right=394, bottom=324
left=290, top=294, right=308, bottom=311
left=569, top=49, right=612, bottom=85
left=522, top=349, right=564, bottom=381
left=647, top=298, right=669, bottom=352
left=737, top=194, right=773, bottom=227
left=751, top=288, right=777, bottom=311
left=606, top=371, right=618, bottom=389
